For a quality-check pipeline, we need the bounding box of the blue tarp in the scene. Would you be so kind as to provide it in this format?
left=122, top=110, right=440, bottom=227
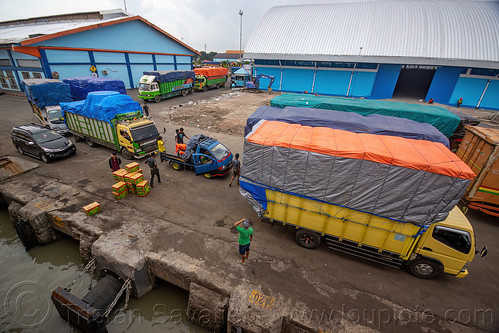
left=23, top=79, right=72, bottom=109
left=143, top=70, right=195, bottom=83
left=60, top=91, right=141, bottom=123
left=62, top=77, right=127, bottom=100
left=245, top=106, right=450, bottom=147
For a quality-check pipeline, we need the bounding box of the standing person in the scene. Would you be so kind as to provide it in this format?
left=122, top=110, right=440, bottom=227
left=233, top=219, right=253, bottom=264
left=143, top=103, right=150, bottom=117
left=457, top=97, right=463, bottom=108
left=144, top=152, right=161, bottom=188
left=174, top=129, right=180, bottom=144
left=108, top=152, right=122, bottom=172
left=157, top=136, right=166, bottom=162
left=177, top=127, right=190, bottom=144
left=229, top=153, right=241, bottom=187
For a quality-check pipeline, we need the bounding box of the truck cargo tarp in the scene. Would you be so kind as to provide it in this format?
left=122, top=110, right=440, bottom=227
left=143, top=70, right=195, bottom=83
left=194, top=67, right=228, bottom=77
left=270, top=94, right=461, bottom=138
left=60, top=91, right=141, bottom=123
left=183, top=134, right=208, bottom=161
left=23, top=79, right=72, bottom=108
left=241, top=120, right=474, bottom=226
left=246, top=106, right=450, bottom=147
left=62, top=77, right=127, bottom=100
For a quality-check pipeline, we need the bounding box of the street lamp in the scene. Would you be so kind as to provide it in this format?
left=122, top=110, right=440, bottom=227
left=239, top=10, right=243, bottom=63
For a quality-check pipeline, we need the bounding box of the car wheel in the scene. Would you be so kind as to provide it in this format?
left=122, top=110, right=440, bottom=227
left=17, top=146, right=24, bottom=155
left=406, top=258, right=442, bottom=279
left=121, top=147, right=133, bottom=160
left=154, top=95, right=161, bottom=103
left=295, top=229, right=321, bottom=249
left=40, top=153, right=49, bottom=163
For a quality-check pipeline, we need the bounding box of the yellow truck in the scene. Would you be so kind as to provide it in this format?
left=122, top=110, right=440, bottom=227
left=240, top=120, right=487, bottom=278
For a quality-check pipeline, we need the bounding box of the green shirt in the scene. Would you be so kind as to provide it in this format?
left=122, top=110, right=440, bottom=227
left=237, top=226, right=253, bottom=245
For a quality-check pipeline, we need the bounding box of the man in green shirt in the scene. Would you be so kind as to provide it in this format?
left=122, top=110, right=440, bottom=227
left=234, top=219, right=254, bottom=264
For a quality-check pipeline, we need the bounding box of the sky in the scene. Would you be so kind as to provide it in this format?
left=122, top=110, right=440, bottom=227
left=0, top=0, right=338, bottom=53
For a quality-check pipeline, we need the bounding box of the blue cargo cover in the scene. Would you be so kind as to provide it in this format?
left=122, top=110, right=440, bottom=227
left=143, top=70, right=195, bottom=83
left=23, top=79, right=72, bottom=108
left=60, top=91, right=141, bottom=123
left=62, top=77, right=127, bottom=100
left=270, top=94, right=461, bottom=137
left=245, top=106, right=450, bottom=147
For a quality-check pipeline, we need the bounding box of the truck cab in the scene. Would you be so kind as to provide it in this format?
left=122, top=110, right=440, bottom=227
left=194, top=75, right=207, bottom=91
left=192, top=138, right=233, bottom=178
left=44, top=106, right=69, bottom=134
left=116, top=118, right=160, bottom=159
left=138, top=75, right=160, bottom=102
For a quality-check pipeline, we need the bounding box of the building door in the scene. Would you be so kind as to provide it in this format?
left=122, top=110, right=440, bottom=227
left=392, top=66, right=435, bottom=99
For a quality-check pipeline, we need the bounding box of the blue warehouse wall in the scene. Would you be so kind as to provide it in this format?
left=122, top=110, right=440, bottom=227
left=254, top=66, right=281, bottom=91
left=349, top=71, right=376, bottom=97
left=449, top=77, right=488, bottom=108
left=282, top=68, right=314, bottom=93
left=315, top=70, right=351, bottom=96
left=479, top=80, right=499, bottom=110
left=370, top=65, right=401, bottom=99
left=425, top=67, right=464, bottom=104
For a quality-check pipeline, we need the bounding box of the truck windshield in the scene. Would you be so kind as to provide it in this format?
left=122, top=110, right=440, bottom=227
left=130, top=124, right=159, bottom=142
left=139, top=83, right=150, bottom=91
left=195, top=78, right=204, bottom=83
left=210, top=143, right=230, bottom=161
left=47, top=109, right=65, bottom=124
left=432, top=226, right=472, bottom=254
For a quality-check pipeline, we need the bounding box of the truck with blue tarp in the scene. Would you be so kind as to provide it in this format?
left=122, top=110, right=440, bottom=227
left=160, top=134, right=233, bottom=179
left=138, top=70, right=195, bottom=103
left=60, top=91, right=160, bottom=159
left=62, top=77, right=127, bottom=100
left=270, top=93, right=462, bottom=138
left=23, top=79, right=73, bottom=134
left=245, top=106, right=450, bottom=147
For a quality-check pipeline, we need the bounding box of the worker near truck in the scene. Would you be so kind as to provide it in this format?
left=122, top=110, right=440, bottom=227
left=144, top=152, right=161, bottom=187
left=234, top=219, right=253, bottom=264
left=177, top=128, right=190, bottom=144
left=229, top=153, right=241, bottom=187
left=108, top=152, right=122, bottom=172
left=157, top=136, right=166, bottom=162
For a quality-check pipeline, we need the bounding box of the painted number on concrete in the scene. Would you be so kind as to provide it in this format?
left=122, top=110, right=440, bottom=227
left=248, top=290, right=274, bottom=311
left=52, top=216, right=66, bottom=229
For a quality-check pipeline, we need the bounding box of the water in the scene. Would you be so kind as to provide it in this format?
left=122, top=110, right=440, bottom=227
left=0, top=209, right=206, bottom=332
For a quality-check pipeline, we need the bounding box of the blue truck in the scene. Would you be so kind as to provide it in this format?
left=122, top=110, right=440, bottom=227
left=160, top=135, right=233, bottom=178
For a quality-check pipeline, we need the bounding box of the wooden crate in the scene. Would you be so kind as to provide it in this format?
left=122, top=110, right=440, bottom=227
left=126, top=182, right=137, bottom=194
left=112, top=181, right=128, bottom=194
left=128, top=172, right=144, bottom=185
left=136, top=180, right=150, bottom=197
left=112, top=169, right=128, bottom=182
left=125, top=162, right=140, bottom=173
left=113, top=190, right=128, bottom=200
left=83, top=202, right=101, bottom=216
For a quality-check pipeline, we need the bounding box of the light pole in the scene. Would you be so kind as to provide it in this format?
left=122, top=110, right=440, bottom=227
left=239, top=10, right=243, bottom=63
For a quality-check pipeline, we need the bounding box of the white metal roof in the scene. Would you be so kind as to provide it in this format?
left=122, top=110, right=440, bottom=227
left=245, top=1, right=499, bottom=69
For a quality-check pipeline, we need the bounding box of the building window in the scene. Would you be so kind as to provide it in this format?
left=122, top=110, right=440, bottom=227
left=17, top=59, right=42, bottom=68
left=33, top=72, right=42, bottom=79
left=355, top=63, right=378, bottom=70
left=317, top=62, right=355, bottom=68
left=0, top=71, right=8, bottom=88
left=0, top=59, right=10, bottom=66
left=5, top=70, right=18, bottom=89
left=22, top=72, right=31, bottom=80
left=470, top=68, right=499, bottom=77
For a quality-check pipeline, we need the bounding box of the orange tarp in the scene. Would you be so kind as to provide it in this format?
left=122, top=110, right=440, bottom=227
left=247, top=121, right=475, bottom=180
left=194, top=67, right=228, bottom=78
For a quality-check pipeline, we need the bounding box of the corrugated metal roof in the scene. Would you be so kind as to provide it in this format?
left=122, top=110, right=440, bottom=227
left=245, top=1, right=499, bottom=68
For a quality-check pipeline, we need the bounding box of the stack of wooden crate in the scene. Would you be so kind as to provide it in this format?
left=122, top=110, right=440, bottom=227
left=112, top=181, right=128, bottom=200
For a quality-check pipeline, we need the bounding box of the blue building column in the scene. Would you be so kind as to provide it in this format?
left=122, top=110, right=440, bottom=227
left=173, top=55, right=177, bottom=70
left=124, top=53, right=134, bottom=88
left=152, top=54, right=157, bottom=71
left=39, top=49, right=53, bottom=79
left=88, top=51, right=98, bottom=76
left=7, top=49, right=23, bottom=91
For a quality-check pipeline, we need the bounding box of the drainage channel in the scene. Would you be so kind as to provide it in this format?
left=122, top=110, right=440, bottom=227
left=0, top=209, right=206, bottom=332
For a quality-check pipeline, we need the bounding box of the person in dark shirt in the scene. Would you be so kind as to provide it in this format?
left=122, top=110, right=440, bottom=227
left=108, top=152, right=122, bottom=172
left=229, top=153, right=241, bottom=187
left=144, top=152, right=161, bottom=187
left=143, top=103, right=150, bottom=117
left=177, top=127, right=190, bottom=144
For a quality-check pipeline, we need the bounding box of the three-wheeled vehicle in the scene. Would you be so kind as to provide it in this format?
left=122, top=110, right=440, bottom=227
left=160, top=136, right=233, bottom=179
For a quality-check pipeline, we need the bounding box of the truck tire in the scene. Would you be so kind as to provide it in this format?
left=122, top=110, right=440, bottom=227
left=406, top=258, right=442, bottom=279
left=170, top=161, right=183, bottom=171
left=202, top=85, right=207, bottom=92
left=154, top=95, right=161, bottom=103
left=203, top=173, right=212, bottom=179
left=85, top=137, right=96, bottom=147
left=215, top=83, right=220, bottom=89
left=73, top=134, right=83, bottom=142
left=121, top=147, right=133, bottom=160
left=181, top=89, right=188, bottom=97
left=295, top=229, right=321, bottom=249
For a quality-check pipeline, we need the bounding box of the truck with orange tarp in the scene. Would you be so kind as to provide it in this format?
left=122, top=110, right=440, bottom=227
left=194, top=67, right=228, bottom=92
left=456, top=126, right=499, bottom=217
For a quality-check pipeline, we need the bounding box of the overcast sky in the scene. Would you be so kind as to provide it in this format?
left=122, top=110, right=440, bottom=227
left=0, top=0, right=333, bottom=53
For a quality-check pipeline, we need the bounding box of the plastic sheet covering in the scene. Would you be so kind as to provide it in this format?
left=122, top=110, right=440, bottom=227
left=143, top=70, right=195, bottom=83
left=62, top=77, right=127, bottom=100
left=60, top=91, right=141, bottom=123
left=183, top=134, right=208, bottom=161
left=23, top=79, right=72, bottom=108
left=270, top=94, right=461, bottom=138
left=194, top=67, right=228, bottom=77
left=245, top=106, right=449, bottom=147
left=242, top=120, right=474, bottom=226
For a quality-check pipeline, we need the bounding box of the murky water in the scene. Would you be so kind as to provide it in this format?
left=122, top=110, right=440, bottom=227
left=0, top=209, right=206, bottom=332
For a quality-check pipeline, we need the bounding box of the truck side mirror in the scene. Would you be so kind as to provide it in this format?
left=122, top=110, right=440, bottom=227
left=478, top=246, right=488, bottom=258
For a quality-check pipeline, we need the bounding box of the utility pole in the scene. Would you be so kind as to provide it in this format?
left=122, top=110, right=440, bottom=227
left=123, top=0, right=127, bottom=11
left=239, top=10, right=243, bottom=63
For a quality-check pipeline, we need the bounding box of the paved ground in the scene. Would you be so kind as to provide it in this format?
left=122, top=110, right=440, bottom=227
left=0, top=89, right=498, bottom=332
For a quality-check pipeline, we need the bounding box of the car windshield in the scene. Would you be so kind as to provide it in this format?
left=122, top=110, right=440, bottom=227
left=33, top=130, right=62, bottom=144
left=139, top=83, right=150, bottom=91
left=47, top=109, right=65, bottom=124
left=130, top=124, right=159, bottom=142
left=210, top=143, right=230, bottom=161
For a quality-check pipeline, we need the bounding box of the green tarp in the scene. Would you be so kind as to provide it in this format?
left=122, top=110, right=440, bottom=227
left=270, top=94, right=461, bottom=137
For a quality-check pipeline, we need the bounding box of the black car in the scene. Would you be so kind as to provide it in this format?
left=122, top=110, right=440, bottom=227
left=11, top=123, right=76, bottom=163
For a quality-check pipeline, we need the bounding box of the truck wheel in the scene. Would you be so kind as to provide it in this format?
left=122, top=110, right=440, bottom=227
left=215, top=84, right=220, bottom=89
left=181, top=89, right=188, bottom=97
left=171, top=161, right=183, bottom=171
left=406, top=258, right=442, bottom=279
left=40, top=153, right=49, bottom=163
left=121, top=148, right=133, bottom=160
left=85, top=137, right=96, bottom=147
left=73, top=134, right=83, bottom=142
left=295, top=229, right=321, bottom=249
left=202, top=85, right=207, bottom=92
left=154, top=95, right=161, bottom=103
left=203, top=173, right=212, bottom=179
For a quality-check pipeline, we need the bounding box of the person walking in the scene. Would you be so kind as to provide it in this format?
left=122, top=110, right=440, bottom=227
left=234, top=218, right=253, bottom=264
left=229, top=153, right=241, bottom=187
left=144, top=152, right=161, bottom=188
left=108, top=152, right=122, bottom=172
left=143, top=103, right=150, bottom=117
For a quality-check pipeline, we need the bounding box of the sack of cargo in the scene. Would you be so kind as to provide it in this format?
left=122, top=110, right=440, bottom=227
left=240, top=120, right=475, bottom=226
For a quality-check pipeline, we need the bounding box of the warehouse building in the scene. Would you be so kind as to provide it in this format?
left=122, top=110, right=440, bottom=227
left=0, top=9, right=199, bottom=91
left=244, top=1, right=499, bottom=110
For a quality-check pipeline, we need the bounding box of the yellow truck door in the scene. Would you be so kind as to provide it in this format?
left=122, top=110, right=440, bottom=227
left=116, top=125, right=134, bottom=153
